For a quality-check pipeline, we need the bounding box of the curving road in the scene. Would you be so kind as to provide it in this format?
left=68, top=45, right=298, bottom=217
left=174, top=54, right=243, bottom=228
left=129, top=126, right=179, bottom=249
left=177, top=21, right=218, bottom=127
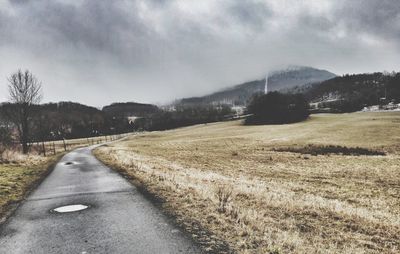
left=0, top=146, right=201, bottom=254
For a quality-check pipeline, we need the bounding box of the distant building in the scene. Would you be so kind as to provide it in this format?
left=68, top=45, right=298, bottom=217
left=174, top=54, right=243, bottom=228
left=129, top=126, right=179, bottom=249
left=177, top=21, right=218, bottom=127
left=127, top=116, right=142, bottom=125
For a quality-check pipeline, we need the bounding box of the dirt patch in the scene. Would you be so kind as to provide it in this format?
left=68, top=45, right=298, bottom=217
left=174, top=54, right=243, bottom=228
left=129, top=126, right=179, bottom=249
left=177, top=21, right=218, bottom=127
left=273, top=144, right=385, bottom=156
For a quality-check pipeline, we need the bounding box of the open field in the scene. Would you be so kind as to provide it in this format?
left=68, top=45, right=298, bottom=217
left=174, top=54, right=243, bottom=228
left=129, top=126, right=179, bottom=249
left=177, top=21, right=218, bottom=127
left=95, top=112, right=400, bottom=253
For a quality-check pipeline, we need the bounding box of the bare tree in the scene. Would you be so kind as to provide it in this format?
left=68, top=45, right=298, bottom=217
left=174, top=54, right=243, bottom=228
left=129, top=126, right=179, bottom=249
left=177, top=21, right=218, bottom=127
left=7, top=69, right=42, bottom=154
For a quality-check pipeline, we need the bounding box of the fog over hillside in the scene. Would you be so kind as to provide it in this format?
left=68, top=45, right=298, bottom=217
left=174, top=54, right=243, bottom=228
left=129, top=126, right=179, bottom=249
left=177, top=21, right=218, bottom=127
left=178, top=66, right=336, bottom=106
left=0, top=0, right=399, bottom=106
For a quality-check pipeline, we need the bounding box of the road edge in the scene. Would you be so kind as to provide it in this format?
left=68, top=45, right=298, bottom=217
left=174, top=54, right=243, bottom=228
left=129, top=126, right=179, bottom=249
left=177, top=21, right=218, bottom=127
left=92, top=146, right=233, bottom=254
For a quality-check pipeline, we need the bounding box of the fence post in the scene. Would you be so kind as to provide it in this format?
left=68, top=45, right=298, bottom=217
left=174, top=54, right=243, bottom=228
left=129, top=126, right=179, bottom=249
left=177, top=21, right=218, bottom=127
left=62, top=138, right=67, bottom=152
left=42, top=141, right=46, bottom=156
left=52, top=141, right=56, bottom=155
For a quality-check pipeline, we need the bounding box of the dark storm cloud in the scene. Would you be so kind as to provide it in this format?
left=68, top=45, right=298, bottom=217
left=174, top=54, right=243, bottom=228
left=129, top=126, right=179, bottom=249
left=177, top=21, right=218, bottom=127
left=6, top=0, right=150, bottom=61
left=335, top=0, right=400, bottom=45
left=0, top=0, right=399, bottom=106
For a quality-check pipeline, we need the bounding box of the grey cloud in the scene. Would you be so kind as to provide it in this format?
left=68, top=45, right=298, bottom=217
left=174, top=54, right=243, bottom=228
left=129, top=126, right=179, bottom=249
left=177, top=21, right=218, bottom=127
left=228, top=1, right=272, bottom=30
left=0, top=0, right=399, bottom=106
left=335, top=0, right=400, bottom=44
left=7, top=1, right=150, bottom=61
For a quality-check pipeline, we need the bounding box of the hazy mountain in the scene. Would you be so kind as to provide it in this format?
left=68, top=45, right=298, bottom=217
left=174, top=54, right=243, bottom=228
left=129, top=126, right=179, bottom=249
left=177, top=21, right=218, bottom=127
left=269, top=66, right=336, bottom=92
left=178, top=66, right=336, bottom=106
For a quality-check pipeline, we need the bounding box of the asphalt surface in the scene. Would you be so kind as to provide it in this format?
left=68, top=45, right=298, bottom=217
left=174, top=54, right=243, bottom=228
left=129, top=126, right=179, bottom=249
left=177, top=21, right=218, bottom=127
left=0, top=146, right=201, bottom=254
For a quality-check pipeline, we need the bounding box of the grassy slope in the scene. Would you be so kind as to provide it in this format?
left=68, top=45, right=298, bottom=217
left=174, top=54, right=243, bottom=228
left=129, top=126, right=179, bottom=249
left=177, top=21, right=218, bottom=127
left=0, top=154, right=61, bottom=222
left=95, top=112, right=400, bottom=253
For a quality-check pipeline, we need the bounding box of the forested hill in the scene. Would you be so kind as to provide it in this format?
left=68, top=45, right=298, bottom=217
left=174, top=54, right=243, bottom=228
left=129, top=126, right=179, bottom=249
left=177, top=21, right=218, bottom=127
left=0, top=101, right=160, bottom=140
left=102, top=102, right=160, bottom=117
left=299, top=72, right=400, bottom=112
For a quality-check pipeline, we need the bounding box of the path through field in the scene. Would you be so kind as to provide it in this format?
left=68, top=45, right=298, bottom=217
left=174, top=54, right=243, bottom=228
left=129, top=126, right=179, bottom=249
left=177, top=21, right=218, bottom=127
left=0, top=146, right=200, bottom=254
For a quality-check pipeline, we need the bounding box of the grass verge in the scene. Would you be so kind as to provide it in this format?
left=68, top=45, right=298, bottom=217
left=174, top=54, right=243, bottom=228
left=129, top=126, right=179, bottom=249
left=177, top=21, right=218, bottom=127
left=0, top=154, right=63, bottom=224
left=0, top=133, right=130, bottom=224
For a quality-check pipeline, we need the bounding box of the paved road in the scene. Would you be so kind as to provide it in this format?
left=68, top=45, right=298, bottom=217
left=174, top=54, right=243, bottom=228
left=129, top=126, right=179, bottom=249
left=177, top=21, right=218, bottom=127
left=0, top=146, right=201, bottom=254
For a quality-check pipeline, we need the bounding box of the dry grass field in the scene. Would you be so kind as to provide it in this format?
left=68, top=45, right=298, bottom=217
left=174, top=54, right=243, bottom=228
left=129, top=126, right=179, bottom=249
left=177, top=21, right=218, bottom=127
left=95, top=112, right=400, bottom=253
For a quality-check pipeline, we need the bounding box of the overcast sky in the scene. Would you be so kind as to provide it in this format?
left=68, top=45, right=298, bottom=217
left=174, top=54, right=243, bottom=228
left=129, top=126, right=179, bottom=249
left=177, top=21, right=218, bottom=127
left=0, top=0, right=399, bottom=106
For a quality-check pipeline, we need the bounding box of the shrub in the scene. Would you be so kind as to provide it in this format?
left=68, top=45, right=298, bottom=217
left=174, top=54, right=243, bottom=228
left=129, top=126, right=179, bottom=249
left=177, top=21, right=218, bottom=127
left=135, top=105, right=233, bottom=131
left=216, top=186, right=232, bottom=213
left=245, top=92, right=309, bottom=125
left=0, top=127, right=12, bottom=144
left=0, top=127, right=12, bottom=157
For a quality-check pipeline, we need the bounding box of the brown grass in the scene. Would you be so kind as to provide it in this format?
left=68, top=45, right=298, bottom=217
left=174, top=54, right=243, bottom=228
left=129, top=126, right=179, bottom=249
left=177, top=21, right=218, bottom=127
left=95, top=112, right=400, bottom=253
left=0, top=154, right=60, bottom=222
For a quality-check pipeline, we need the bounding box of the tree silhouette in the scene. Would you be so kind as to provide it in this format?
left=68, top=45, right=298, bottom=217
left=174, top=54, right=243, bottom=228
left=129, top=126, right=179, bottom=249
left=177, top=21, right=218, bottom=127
left=6, top=69, right=42, bottom=153
left=245, top=92, right=309, bottom=125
